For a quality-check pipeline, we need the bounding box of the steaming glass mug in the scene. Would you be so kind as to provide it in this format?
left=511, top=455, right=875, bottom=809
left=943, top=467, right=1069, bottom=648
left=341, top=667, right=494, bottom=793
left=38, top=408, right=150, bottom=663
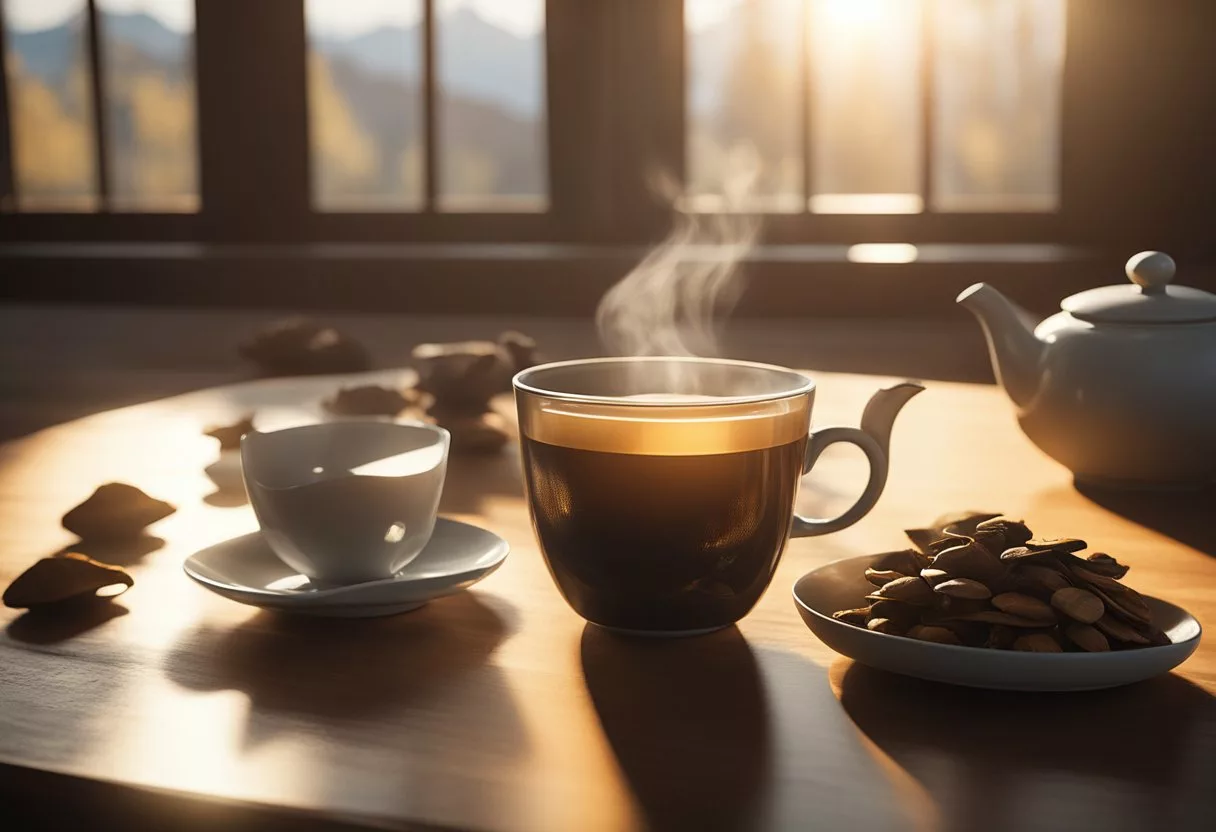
left=514, top=357, right=923, bottom=636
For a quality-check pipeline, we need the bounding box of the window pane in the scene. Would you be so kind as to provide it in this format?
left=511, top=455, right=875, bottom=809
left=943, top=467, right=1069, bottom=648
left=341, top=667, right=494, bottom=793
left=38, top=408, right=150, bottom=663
left=306, top=0, right=424, bottom=211
left=3, top=0, right=98, bottom=211
left=809, top=0, right=923, bottom=214
left=436, top=0, right=546, bottom=211
left=98, top=0, right=198, bottom=211
left=933, top=0, right=1065, bottom=212
left=685, top=0, right=802, bottom=212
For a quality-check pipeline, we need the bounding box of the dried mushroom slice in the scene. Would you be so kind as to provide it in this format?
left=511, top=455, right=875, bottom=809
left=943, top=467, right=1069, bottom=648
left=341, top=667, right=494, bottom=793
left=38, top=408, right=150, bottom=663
left=986, top=625, right=1019, bottom=649
left=1093, top=614, right=1151, bottom=646
left=3, top=553, right=133, bottom=608
left=1080, top=552, right=1130, bottom=580
left=1013, top=632, right=1064, bottom=653
left=867, top=599, right=922, bottom=627
left=974, top=517, right=1033, bottom=549
left=864, top=568, right=906, bottom=587
left=1050, top=587, right=1105, bottom=624
left=239, top=317, right=371, bottom=376
left=907, top=625, right=962, bottom=645
left=203, top=414, right=254, bottom=450
left=971, top=529, right=1009, bottom=557
left=934, top=511, right=1002, bottom=538
left=1064, top=565, right=1152, bottom=623
left=871, top=549, right=927, bottom=575
left=949, top=610, right=1052, bottom=628
left=1011, top=563, right=1072, bottom=594
left=904, top=528, right=956, bottom=556
left=919, top=567, right=951, bottom=587
left=933, top=578, right=992, bottom=600
left=866, top=575, right=935, bottom=606
left=1064, top=623, right=1111, bottom=652
left=867, top=617, right=905, bottom=635
left=323, top=385, right=415, bottom=417
left=831, top=607, right=870, bottom=626
left=991, top=592, right=1056, bottom=623
left=931, top=541, right=1004, bottom=584
left=1023, top=537, right=1088, bottom=554
left=62, top=483, right=176, bottom=541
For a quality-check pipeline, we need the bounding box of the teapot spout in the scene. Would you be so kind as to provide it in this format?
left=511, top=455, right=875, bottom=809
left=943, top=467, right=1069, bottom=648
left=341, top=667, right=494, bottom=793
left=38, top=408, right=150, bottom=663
left=957, top=283, right=1045, bottom=410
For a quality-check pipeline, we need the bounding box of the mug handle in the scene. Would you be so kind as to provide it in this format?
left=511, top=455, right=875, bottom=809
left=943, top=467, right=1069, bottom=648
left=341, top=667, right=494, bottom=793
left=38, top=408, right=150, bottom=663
left=789, top=382, right=923, bottom=538
left=790, top=428, right=887, bottom=538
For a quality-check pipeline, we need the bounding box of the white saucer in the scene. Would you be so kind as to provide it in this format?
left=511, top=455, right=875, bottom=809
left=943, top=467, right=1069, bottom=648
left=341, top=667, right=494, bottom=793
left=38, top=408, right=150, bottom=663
left=793, top=553, right=1202, bottom=692
left=184, top=518, right=508, bottom=617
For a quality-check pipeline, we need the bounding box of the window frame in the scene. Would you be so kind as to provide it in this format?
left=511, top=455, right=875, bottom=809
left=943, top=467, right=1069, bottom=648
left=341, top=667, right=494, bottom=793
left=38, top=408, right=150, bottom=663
left=0, top=1, right=1213, bottom=266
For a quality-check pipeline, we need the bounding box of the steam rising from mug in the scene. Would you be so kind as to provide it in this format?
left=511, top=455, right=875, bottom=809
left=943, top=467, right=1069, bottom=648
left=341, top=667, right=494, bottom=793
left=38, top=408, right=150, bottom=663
left=595, top=155, right=761, bottom=394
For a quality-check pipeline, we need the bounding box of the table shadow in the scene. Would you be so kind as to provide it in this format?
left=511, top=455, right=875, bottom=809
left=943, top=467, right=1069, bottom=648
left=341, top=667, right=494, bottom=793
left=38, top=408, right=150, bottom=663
left=1074, top=481, right=1216, bottom=557
left=837, top=662, right=1216, bottom=829
left=203, top=487, right=248, bottom=508
left=163, top=592, right=527, bottom=752
left=6, top=598, right=129, bottom=645
left=54, top=534, right=165, bottom=567
left=580, top=625, right=771, bottom=831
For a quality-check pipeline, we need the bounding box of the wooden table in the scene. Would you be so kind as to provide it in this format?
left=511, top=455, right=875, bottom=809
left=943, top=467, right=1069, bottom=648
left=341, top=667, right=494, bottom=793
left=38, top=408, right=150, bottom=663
left=1, top=370, right=1213, bottom=831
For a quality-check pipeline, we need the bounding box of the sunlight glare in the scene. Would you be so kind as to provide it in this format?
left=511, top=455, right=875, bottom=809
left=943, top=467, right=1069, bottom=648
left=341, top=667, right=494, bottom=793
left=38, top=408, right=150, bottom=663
left=816, top=0, right=892, bottom=30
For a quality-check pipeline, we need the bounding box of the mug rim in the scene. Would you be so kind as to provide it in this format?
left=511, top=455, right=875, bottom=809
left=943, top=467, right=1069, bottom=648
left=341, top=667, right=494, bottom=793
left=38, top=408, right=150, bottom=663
left=512, top=356, right=815, bottom=407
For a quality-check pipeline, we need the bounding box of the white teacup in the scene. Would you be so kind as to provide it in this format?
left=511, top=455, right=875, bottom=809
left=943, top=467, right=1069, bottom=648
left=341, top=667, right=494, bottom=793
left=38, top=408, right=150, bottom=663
left=241, top=421, right=450, bottom=584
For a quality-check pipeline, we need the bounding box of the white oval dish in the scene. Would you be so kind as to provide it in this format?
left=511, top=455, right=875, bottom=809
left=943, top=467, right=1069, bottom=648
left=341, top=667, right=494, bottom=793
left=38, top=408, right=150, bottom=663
left=792, top=553, right=1201, bottom=691
left=184, top=517, right=508, bottom=617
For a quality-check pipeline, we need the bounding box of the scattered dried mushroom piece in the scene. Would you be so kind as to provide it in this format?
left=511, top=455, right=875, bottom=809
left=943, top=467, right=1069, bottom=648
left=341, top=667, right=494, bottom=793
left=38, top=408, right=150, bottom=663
left=414, top=331, right=538, bottom=418
left=62, top=483, right=175, bottom=541
left=410, top=331, right=537, bottom=454
left=831, top=512, right=1169, bottom=652
left=239, top=317, right=371, bottom=377
left=3, top=553, right=133, bottom=608
left=323, top=385, right=417, bottom=417
left=204, top=414, right=255, bottom=450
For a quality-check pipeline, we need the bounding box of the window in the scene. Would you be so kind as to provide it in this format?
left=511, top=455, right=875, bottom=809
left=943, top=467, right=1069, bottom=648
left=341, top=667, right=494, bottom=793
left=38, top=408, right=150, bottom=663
left=2, top=0, right=1211, bottom=280
left=304, top=0, right=546, bottom=213
left=685, top=0, right=1065, bottom=215
left=1, top=0, right=198, bottom=211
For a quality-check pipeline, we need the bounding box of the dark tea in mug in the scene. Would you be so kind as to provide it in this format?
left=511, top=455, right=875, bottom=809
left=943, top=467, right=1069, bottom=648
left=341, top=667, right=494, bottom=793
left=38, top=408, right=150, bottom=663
left=515, top=359, right=815, bottom=635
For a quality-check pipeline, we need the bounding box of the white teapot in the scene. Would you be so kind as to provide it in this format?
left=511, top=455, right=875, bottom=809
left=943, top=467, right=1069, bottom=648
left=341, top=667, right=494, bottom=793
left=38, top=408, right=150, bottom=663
left=958, top=251, right=1216, bottom=489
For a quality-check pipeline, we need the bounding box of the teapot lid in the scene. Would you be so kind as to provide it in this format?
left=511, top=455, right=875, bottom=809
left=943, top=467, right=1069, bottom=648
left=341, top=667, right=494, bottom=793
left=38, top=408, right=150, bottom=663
left=1061, top=252, right=1216, bottom=324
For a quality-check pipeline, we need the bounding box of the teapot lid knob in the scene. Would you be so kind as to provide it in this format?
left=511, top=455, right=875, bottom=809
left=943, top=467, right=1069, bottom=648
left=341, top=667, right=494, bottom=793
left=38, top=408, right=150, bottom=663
left=1126, top=251, right=1175, bottom=295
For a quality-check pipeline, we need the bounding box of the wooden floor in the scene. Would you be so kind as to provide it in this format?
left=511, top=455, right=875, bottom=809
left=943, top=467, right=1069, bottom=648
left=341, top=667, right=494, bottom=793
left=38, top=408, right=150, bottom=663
left=0, top=303, right=995, bottom=441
